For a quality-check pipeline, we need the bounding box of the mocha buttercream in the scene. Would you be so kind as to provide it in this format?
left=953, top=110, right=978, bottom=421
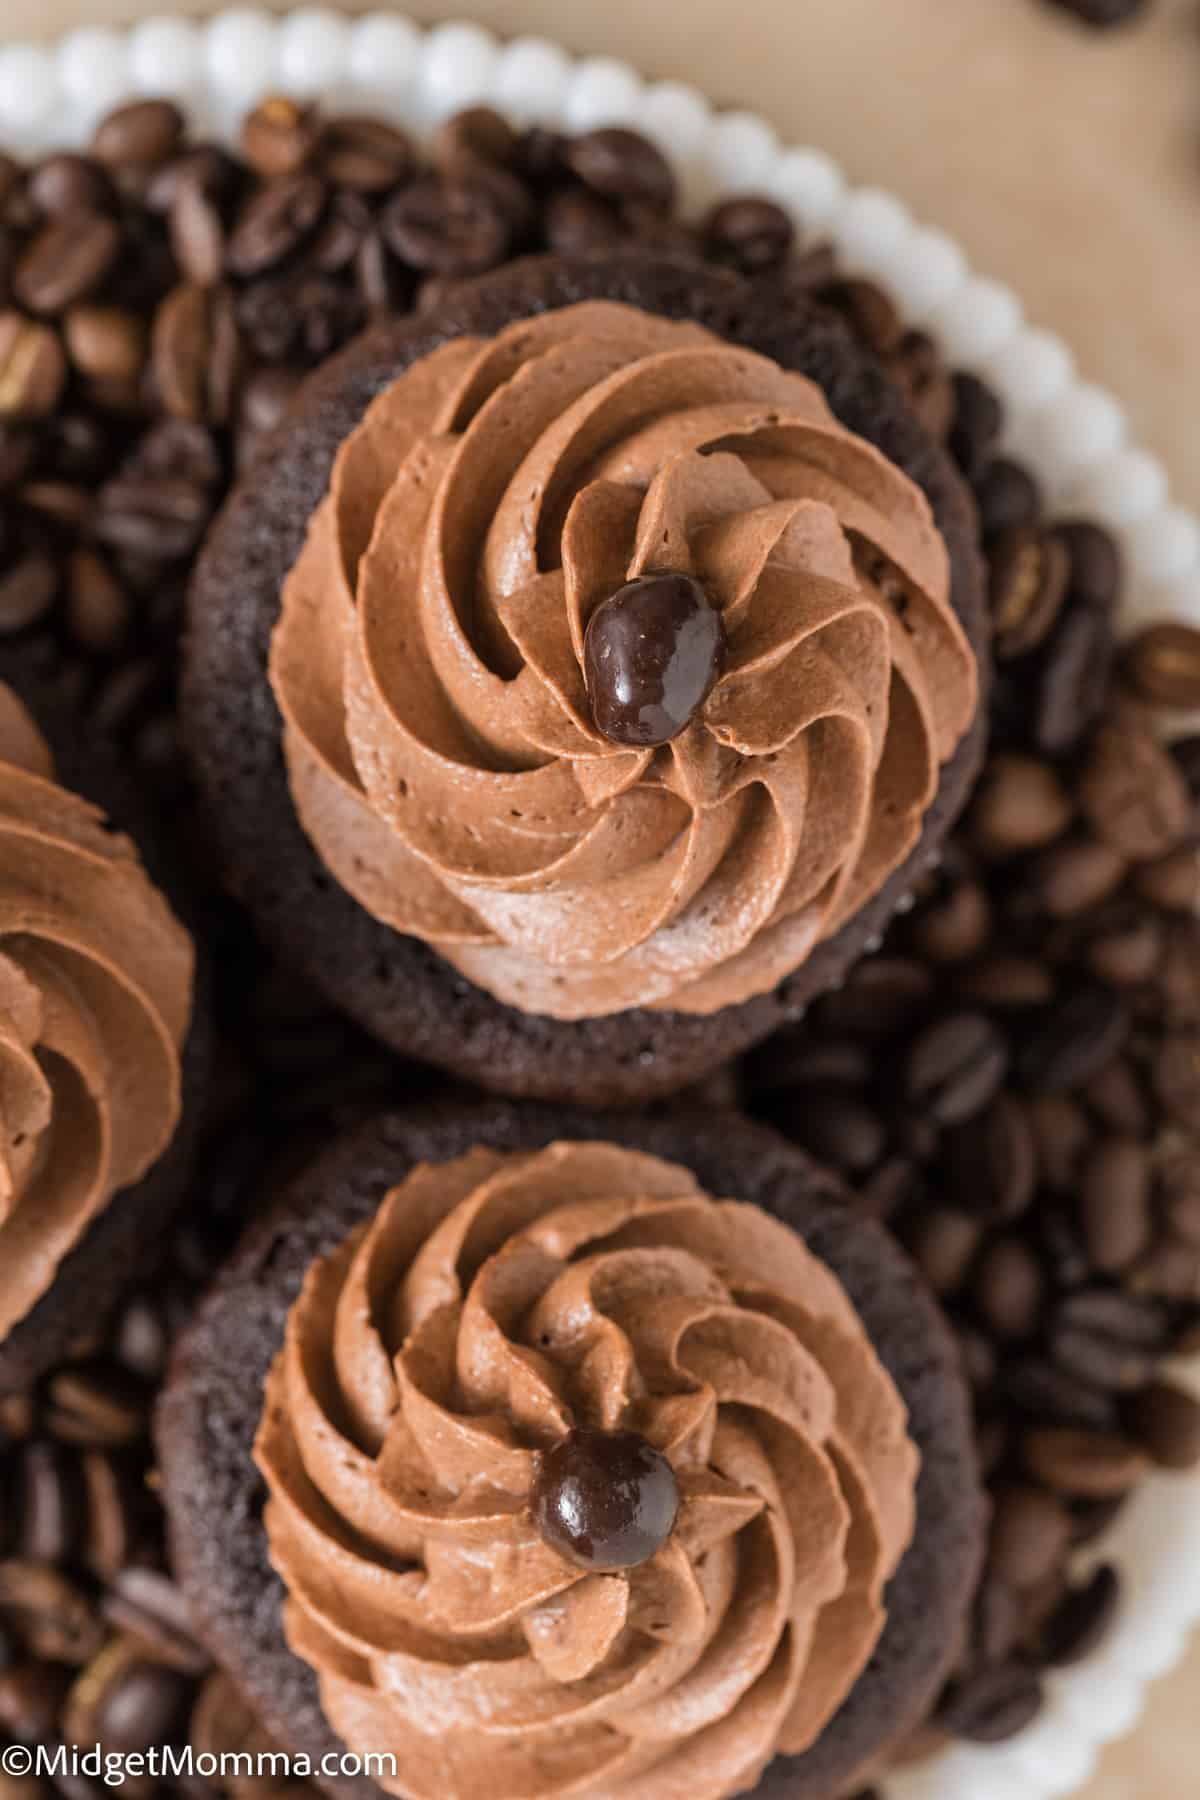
left=0, top=684, right=193, bottom=1338
left=256, top=1141, right=919, bottom=1800
left=271, top=301, right=977, bottom=1021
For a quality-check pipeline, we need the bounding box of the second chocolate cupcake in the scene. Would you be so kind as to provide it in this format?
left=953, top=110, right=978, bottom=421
left=157, top=1103, right=986, bottom=1800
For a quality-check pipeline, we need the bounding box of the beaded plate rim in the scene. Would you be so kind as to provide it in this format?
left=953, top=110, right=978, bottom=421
left=2, top=12, right=1199, bottom=1799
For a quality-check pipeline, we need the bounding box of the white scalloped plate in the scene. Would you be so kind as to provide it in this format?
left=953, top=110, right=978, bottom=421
left=3, top=13, right=1199, bottom=1799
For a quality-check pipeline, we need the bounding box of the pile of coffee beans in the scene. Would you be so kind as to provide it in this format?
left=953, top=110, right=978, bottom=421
left=2, top=86, right=1199, bottom=1781
left=745, top=339, right=1200, bottom=1742
left=0, top=1285, right=301, bottom=1800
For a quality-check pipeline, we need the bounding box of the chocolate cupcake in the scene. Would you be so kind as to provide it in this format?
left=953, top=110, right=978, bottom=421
left=184, top=251, right=988, bottom=1105
left=0, top=675, right=208, bottom=1391
left=157, top=1103, right=986, bottom=1800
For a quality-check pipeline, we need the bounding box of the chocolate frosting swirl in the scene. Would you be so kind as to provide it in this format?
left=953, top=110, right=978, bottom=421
left=256, top=1142, right=919, bottom=1800
left=0, top=684, right=193, bottom=1338
left=272, top=302, right=976, bottom=1021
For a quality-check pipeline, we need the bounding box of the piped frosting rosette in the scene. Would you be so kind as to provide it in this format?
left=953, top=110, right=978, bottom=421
left=255, top=1141, right=919, bottom=1800
left=271, top=301, right=977, bottom=1022
left=0, top=683, right=193, bottom=1338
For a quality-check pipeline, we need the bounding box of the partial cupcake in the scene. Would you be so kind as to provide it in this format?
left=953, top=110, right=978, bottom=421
left=157, top=1104, right=986, bottom=1800
left=0, top=675, right=207, bottom=1390
left=184, top=250, right=988, bottom=1105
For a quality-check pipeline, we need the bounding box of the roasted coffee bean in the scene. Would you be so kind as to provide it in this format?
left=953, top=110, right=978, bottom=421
left=1086, top=910, right=1163, bottom=987
left=1154, top=1034, right=1200, bottom=1128
left=45, top=1362, right=147, bottom=1448
left=1158, top=1155, right=1200, bottom=1246
left=95, top=474, right=211, bottom=561
left=565, top=128, right=675, bottom=212
left=1034, top=599, right=1116, bottom=756
left=1023, top=1426, right=1150, bottom=1497
left=908, top=876, right=991, bottom=963
left=1055, top=1286, right=1167, bottom=1348
left=14, top=213, right=122, bottom=316
left=542, top=185, right=626, bottom=252
left=433, top=106, right=518, bottom=171
left=1159, top=919, right=1200, bottom=1026
left=1129, top=1235, right=1200, bottom=1303
left=703, top=196, right=794, bottom=272
left=63, top=304, right=146, bottom=385
left=973, top=1237, right=1045, bottom=1339
left=970, top=753, right=1073, bottom=856
left=152, top=282, right=239, bottom=426
left=127, top=415, right=221, bottom=488
left=957, top=953, right=1055, bottom=1009
left=1016, top=982, right=1128, bottom=1094
left=0, top=1564, right=104, bottom=1665
left=1078, top=1136, right=1151, bottom=1274
left=1082, top=1057, right=1150, bottom=1137
left=1123, top=1380, right=1200, bottom=1470
left=94, top=100, right=183, bottom=172
left=1134, top=846, right=1200, bottom=914
left=28, top=153, right=116, bottom=219
left=67, top=1637, right=191, bottom=1755
left=303, top=187, right=369, bottom=275
left=858, top=1155, right=921, bottom=1222
left=167, top=175, right=226, bottom=287
left=15, top=1440, right=84, bottom=1563
left=904, top=1012, right=1008, bottom=1125
left=1041, top=1565, right=1121, bottom=1666
left=988, top=524, right=1069, bottom=661
left=381, top=174, right=509, bottom=276
left=974, top=457, right=1042, bottom=538
left=818, top=278, right=902, bottom=356
left=226, top=174, right=327, bottom=278
left=0, top=550, right=58, bottom=634
left=241, top=97, right=319, bottom=179
left=0, top=313, right=67, bottom=419
left=905, top=1207, right=982, bottom=1296
left=1002, top=1358, right=1118, bottom=1432
left=747, top=1034, right=871, bottom=1093
left=1030, top=837, right=1126, bottom=918
left=972, top=1574, right=1024, bottom=1663
left=776, top=1086, right=887, bottom=1175
left=1079, top=717, right=1192, bottom=862
left=948, top=372, right=1003, bottom=479
left=816, top=957, right=935, bottom=1039
left=1050, top=1323, right=1157, bottom=1395
left=885, top=328, right=955, bottom=436
left=989, top=1483, right=1073, bottom=1589
left=935, top=1663, right=1044, bottom=1743
left=78, top=1449, right=143, bottom=1581
left=943, top=1092, right=1036, bottom=1222
left=0, top=1662, right=72, bottom=1741
left=1123, top=622, right=1200, bottom=710
left=320, top=116, right=415, bottom=192
left=1056, top=518, right=1123, bottom=608
left=102, top=1570, right=208, bottom=1675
